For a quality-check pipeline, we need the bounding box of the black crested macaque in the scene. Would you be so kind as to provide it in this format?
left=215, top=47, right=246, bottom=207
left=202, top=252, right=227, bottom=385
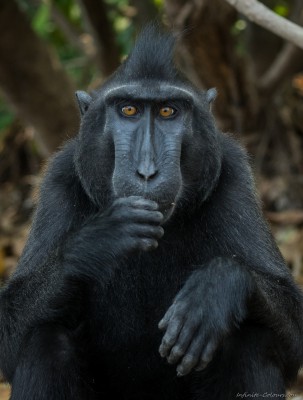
left=1, top=25, right=303, bottom=400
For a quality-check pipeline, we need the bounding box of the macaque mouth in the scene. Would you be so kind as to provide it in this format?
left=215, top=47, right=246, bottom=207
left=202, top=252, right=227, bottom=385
left=157, top=200, right=176, bottom=213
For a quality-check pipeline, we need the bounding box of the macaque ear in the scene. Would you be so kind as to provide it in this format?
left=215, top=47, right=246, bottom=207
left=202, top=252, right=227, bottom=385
left=75, top=91, right=92, bottom=116
left=206, top=88, right=217, bottom=104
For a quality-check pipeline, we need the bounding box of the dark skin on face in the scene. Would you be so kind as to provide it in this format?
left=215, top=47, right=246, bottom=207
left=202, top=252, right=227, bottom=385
left=112, top=101, right=177, bottom=218
left=103, top=85, right=194, bottom=224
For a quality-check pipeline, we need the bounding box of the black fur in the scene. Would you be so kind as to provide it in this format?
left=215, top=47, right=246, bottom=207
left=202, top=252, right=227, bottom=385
left=1, top=25, right=303, bottom=400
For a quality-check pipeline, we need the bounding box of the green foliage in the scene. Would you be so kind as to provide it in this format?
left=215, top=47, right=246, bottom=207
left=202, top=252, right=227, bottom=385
left=32, top=2, right=52, bottom=37
left=0, top=100, right=14, bottom=137
left=21, top=0, right=92, bottom=88
left=55, top=0, right=82, bottom=24
left=105, top=0, right=135, bottom=56
left=154, top=0, right=163, bottom=8
left=273, top=1, right=289, bottom=17
left=231, top=18, right=247, bottom=57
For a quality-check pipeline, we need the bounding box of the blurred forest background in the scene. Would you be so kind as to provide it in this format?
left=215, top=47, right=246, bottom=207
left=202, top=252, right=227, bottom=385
left=1, top=0, right=303, bottom=398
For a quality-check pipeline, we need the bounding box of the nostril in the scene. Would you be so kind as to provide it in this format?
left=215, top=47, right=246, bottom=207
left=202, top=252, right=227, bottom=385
left=136, top=169, right=158, bottom=181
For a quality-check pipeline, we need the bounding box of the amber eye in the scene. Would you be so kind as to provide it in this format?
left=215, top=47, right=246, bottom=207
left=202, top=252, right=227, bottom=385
left=121, top=105, right=138, bottom=116
left=159, top=106, right=175, bottom=118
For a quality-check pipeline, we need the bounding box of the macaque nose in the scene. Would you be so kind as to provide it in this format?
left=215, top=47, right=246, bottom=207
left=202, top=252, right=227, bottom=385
left=136, top=164, right=158, bottom=181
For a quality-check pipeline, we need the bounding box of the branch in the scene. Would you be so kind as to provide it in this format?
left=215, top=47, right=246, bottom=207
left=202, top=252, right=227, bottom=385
left=258, top=43, right=303, bottom=93
left=224, top=0, right=303, bottom=50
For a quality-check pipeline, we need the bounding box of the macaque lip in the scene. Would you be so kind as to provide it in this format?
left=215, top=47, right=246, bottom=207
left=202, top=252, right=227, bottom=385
left=157, top=201, right=176, bottom=222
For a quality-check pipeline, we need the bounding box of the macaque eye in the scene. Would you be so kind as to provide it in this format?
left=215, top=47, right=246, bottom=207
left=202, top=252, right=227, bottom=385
left=159, top=106, right=176, bottom=118
left=121, top=105, right=138, bottom=116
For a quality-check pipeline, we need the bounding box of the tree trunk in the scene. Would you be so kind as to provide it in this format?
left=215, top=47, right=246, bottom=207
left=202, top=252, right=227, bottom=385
left=0, top=0, right=79, bottom=156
